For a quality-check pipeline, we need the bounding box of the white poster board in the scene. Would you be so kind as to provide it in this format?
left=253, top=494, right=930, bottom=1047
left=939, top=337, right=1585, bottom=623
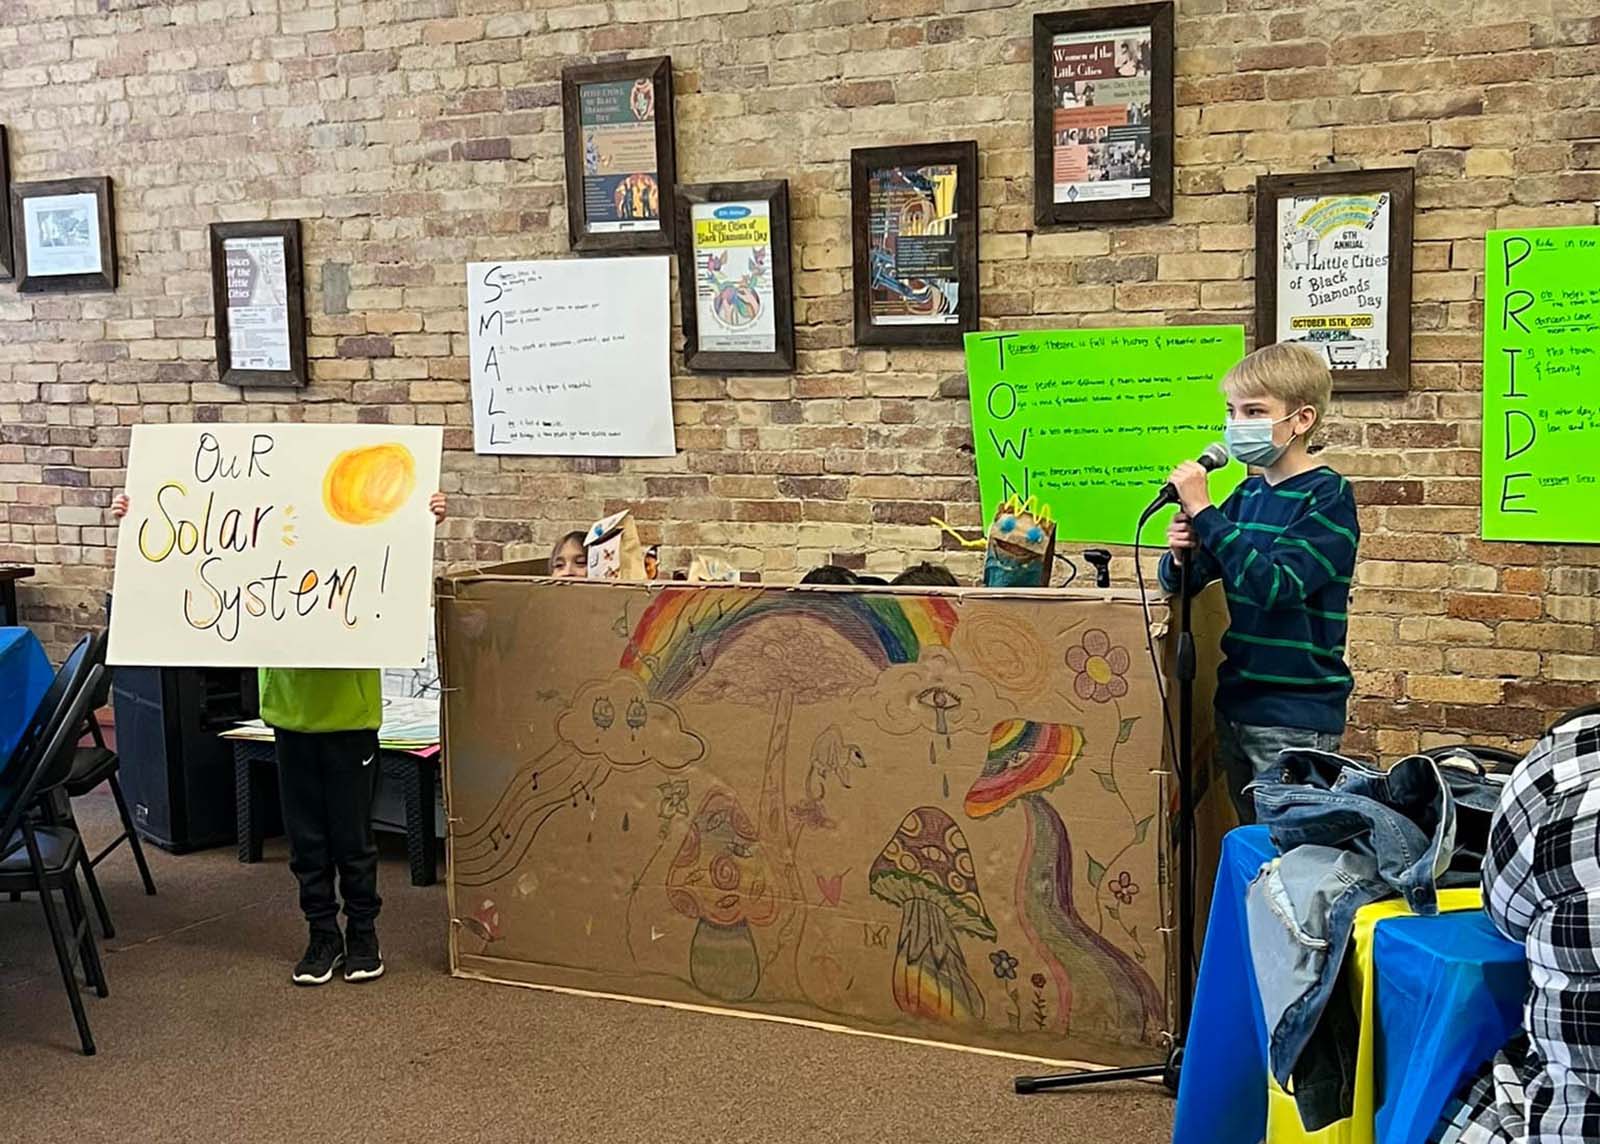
left=108, top=424, right=443, bottom=669
left=467, top=256, right=675, bottom=457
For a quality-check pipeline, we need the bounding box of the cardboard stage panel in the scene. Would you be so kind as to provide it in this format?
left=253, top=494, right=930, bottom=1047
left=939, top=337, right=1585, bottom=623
left=439, top=574, right=1212, bottom=1067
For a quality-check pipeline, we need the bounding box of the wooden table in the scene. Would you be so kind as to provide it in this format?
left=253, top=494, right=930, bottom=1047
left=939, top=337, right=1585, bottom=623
left=0, top=566, right=35, bottom=626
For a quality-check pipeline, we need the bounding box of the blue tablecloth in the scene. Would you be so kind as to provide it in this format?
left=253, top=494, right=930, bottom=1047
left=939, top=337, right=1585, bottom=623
left=1173, top=827, right=1527, bottom=1144
left=0, top=626, right=53, bottom=762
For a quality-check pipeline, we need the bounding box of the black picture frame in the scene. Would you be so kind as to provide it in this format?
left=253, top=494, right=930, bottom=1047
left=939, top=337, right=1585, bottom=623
left=1033, top=3, right=1175, bottom=227
left=11, top=175, right=116, bottom=294
left=0, top=127, right=12, bottom=282
left=674, top=180, right=796, bottom=374
left=562, top=56, right=677, bottom=255
left=850, top=141, right=980, bottom=348
left=1254, top=167, right=1415, bottom=395
left=209, top=219, right=309, bottom=389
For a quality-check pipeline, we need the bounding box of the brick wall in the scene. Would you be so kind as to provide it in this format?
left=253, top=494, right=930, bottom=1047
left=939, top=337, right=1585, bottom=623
left=1, top=0, right=1597, bottom=753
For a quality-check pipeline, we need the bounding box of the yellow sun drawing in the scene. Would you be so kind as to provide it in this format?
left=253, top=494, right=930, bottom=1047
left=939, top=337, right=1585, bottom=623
left=321, top=444, right=416, bottom=526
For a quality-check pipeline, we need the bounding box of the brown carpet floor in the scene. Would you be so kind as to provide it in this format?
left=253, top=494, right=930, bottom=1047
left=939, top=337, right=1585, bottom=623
left=1, top=794, right=1176, bottom=1144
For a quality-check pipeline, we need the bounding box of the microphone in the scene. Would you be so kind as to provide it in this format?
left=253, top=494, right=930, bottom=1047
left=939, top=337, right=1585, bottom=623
left=1141, top=442, right=1230, bottom=518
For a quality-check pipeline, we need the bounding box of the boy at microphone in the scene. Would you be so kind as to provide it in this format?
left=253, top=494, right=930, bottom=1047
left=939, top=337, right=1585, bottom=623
left=1159, top=343, right=1359, bottom=823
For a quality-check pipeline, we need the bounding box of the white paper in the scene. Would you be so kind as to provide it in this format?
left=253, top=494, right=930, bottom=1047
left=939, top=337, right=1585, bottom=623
left=467, top=257, right=675, bottom=457
left=1275, top=193, right=1392, bottom=371
left=108, top=424, right=444, bottom=668
left=224, top=236, right=292, bottom=371
left=23, top=192, right=102, bottom=276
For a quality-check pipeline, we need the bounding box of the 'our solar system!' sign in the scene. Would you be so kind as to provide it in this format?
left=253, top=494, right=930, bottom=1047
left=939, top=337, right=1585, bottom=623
left=108, top=423, right=443, bottom=668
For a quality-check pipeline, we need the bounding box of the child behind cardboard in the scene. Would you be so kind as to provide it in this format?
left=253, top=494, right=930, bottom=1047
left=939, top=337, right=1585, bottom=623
left=1158, top=343, right=1359, bottom=824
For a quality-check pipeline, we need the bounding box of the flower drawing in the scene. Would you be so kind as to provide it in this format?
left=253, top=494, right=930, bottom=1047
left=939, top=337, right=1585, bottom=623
left=1031, top=972, right=1048, bottom=990
left=1110, top=871, right=1139, bottom=905
left=990, top=949, right=1019, bottom=981
left=1066, top=629, right=1130, bottom=704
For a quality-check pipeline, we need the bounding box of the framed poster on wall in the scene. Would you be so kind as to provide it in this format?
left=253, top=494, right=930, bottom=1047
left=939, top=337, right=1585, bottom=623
left=562, top=56, right=677, bottom=255
left=209, top=220, right=308, bottom=388
left=1254, top=168, right=1415, bottom=394
left=675, top=180, right=795, bottom=373
left=1032, top=3, right=1175, bottom=226
left=850, top=141, right=979, bottom=348
left=10, top=175, right=116, bottom=294
left=0, top=127, right=12, bottom=281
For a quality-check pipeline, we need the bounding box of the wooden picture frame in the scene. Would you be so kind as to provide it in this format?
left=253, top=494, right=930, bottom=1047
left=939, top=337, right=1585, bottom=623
left=674, top=180, right=795, bottom=373
left=11, top=175, right=116, bottom=294
left=562, top=56, right=677, bottom=255
left=1254, top=167, right=1415, bottom=394
left=0, top=127, right=12, bottom=282
left=209, top=219, right=309, bottom=389
left=850, top=141, right=979, bottom=348
left=1033, top=2, right=1175, bottom=227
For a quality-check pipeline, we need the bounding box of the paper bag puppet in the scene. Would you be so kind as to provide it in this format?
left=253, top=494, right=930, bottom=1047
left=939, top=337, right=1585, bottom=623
left=585, top=509, right=646, bottom=581
left=686, top=553, right=740, bottom=583
left=983, top=497, right=1057, bottom=588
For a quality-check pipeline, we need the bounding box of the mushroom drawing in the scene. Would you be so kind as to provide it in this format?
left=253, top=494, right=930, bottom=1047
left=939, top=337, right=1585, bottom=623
left=964, top=719, right=1163, bottom=1045
left=868, top=806, right=996, bottom=1025
left=665, top=789, right=781, bottom=1002
left=459, top=898, right=502, bottom=954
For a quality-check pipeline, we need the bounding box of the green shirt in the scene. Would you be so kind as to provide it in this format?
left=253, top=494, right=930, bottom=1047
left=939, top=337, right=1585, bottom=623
left=258, top=668, right=382, bottom=734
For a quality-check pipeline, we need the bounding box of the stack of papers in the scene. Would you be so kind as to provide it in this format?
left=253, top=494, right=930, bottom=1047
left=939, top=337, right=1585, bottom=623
left=221, top=695, right=440, bottom=754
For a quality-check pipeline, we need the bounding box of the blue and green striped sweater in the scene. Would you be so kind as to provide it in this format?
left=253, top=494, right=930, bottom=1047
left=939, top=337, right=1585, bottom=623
left=1158, top=465, right=1359, bottom=735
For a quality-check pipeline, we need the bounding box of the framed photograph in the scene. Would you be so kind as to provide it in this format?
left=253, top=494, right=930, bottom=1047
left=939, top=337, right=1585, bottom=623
left=850, top=141, right=979, bottom=348
left=0, top=127, right=12, bottom=281
left=675, top=180, right=795, bottom=373
left=10, top=175, right=116, bottom=294
left=1254, top=167, right=1415, bottom=394
left=1033, top=3, right=1174, bottom=226
left=562, top=56, right=677, bottom=254
left=210, top=219, right=308, bottom=388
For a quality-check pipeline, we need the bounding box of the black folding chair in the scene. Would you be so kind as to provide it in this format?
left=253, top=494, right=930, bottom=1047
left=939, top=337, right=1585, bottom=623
left=46, top=639, right=155, bottom=940
left=0, top=654, right=108, bottom=1055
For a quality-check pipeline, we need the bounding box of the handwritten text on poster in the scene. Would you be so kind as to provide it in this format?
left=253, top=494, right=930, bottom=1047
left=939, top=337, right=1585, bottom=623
left=964, top=326, right=1246, bottom=545
left=1482, top=227, right=1600, bottom=543
left=467, top=257, right=675, bottom=457
left=108, top=424, right=443, bottom=668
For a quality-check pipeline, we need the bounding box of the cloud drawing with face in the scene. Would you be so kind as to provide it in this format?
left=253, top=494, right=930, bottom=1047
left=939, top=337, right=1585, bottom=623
left=454, top=674, right=705, bottom=888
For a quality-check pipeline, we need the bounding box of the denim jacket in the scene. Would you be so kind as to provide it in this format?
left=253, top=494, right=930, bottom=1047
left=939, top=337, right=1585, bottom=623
left=1244, top=749, right=1505, bottom=1130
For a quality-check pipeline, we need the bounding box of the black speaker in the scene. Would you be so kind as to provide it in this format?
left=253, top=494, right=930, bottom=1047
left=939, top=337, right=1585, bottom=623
left=112, top=666, right=258, bottom=853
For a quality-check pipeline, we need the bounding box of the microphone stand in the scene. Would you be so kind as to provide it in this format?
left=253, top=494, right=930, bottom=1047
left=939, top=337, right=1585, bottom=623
left=1013, top=506, right=1198, bottom=1096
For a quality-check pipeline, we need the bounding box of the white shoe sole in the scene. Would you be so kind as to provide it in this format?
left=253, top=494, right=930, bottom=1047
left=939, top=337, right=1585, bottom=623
left=344, top=962, right=385, bottom=983
left=292, top=954, right=344, bottom=986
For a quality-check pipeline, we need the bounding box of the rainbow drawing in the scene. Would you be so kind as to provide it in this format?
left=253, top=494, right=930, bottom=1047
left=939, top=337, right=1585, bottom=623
left=621, top=588, right=960, bottom=698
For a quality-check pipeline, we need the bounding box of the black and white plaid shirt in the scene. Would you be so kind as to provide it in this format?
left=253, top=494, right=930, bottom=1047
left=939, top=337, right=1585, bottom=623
left=1434, top=710, right=1600, bottom=1144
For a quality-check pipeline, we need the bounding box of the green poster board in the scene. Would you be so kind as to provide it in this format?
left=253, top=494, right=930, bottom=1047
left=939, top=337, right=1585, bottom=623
left=1483, top=227, right=1600, bottom=543
left=964, top=326, right=1247, bottom=546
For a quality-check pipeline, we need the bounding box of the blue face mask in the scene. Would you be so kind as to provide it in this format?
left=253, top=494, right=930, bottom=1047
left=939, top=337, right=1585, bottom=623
left=1225, top=410, right=1304, bottom=466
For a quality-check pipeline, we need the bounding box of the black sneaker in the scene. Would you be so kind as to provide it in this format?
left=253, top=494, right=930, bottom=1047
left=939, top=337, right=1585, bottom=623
left=343, top=928, right=384, bottom=983
left=292, top=931, right=344, bottom=986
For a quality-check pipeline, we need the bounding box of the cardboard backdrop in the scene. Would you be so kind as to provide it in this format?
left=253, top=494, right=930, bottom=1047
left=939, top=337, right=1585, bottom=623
left=440, top=575, right=1223, bottom=1066
left=109, top=423, right=442, bottom=668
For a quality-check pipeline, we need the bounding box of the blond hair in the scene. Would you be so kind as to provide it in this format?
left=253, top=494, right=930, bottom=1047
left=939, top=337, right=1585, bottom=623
left=1221, top=342, right=1332, bottom=440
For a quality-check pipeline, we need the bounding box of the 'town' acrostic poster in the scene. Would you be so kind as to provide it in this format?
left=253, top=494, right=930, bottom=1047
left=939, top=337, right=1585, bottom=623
left=467, top=257, right=675, bottom=457
left=1483, top=227, right=1600, bottom=543
left=108, top=424, right=443, bottom=668
left=964, top=326, right=1246, bottom=546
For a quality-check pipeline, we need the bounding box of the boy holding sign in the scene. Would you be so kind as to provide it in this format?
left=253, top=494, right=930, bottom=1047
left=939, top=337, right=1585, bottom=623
left=1158, top=343, right=1360, bottom=823
left=115, top=490, right=448, bottom=985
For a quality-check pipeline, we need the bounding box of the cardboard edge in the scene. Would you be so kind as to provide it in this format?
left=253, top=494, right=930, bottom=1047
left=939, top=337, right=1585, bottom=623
left=447, top=964, right=1161, bottom=1074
